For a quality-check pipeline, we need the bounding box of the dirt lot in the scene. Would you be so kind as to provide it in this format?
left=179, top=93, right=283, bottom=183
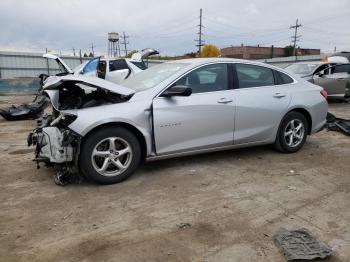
left=0, top=95, right=350, bottom=262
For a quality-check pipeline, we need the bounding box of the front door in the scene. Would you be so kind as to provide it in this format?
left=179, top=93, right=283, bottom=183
left=152, top=63, right=235, bottom=155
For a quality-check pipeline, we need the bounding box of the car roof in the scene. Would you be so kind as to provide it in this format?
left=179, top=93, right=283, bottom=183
left=165, top=57, right=288, bottom=71
left=285, top=61, right=323, bottom=65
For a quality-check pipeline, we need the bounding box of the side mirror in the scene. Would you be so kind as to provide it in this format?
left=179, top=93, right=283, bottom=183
left=161, top=85, right=192, bottom=97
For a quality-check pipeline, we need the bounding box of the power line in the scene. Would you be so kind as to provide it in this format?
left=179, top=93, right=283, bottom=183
left=195, top=8, right=205, bottom=54
left=290, top=18, right=302, bottom=56
left=120, top=32, right=129, bottom=57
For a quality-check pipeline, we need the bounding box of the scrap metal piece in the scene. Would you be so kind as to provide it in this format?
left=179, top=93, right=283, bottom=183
left=273, top=228, right=332, bottom=261
left=176, top=223, right=191, bottom=229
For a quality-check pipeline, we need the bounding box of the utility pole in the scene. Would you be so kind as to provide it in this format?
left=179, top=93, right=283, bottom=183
left=120, top=32, right=129, bottom=57
left=45, top=47, right=50, bottom=75
left=79, top=49, right=82, bottom=64
left=290, top=19, right=302, bottom=57
left=195, top=8, right=204, bottom=56
left=91, top=43, right=96, bottom=56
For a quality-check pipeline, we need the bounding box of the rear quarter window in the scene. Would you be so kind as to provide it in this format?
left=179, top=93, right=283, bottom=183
left=274, top=70, right=294, bottom=85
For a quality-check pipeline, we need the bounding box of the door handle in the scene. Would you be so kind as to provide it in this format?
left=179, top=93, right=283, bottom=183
left=273, top=93, right=286, bottom=98
left=336, top=78, right=346, bottom=81
left=217, top=98, right=233, bottom=104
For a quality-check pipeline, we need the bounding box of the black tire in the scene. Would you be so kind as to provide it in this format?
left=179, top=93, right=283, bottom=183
left=274, top=111, right=308, bottom=153
left=79, top=127, right=141, bottom=185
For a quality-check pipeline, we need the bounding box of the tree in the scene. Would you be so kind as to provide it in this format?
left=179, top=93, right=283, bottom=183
left=284, top=45, right=294, bottom=57
left=199, top=44, right=221, bottom=58
left=88, top=52, right=94, bottom=57
left=83, top=53, right=88, bottom=57
left=126, top=50, right=138, bottom=58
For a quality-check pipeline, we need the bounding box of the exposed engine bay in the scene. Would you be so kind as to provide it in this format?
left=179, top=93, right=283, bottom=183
left=56, top=82, right=129, bottom=111
left=27, top=77, right=133, bottom=185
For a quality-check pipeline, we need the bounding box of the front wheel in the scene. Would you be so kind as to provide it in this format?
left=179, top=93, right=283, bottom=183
left=274, top=112, right=308, bottom=153
left=79, top=127, right=141, bottom=184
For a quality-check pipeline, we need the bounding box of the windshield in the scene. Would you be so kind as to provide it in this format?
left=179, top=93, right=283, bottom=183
left=121, top=62, right=187, bottom=92
left=285, top=63, right=319, bottom=75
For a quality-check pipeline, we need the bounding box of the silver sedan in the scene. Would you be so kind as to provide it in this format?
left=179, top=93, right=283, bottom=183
left=29, top=58, right=328, bottom=184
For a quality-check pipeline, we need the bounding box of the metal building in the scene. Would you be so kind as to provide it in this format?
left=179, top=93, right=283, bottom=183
left=0, top=50, right=91, bottom=79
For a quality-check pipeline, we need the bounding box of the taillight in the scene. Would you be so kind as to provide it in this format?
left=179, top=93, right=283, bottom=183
left=320, top=89, right=328, bottom=100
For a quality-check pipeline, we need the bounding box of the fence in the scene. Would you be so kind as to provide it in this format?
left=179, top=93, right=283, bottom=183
left=0, top=51, right=92, bottom=79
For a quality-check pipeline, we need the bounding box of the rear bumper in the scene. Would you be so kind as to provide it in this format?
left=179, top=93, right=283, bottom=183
left=311, top=119, right=327, bottom=134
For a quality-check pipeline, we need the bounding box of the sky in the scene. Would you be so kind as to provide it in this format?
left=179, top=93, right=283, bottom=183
left=0, top=0, right=349, bottom=56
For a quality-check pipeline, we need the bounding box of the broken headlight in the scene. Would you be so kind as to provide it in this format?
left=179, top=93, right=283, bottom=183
left=51, top=113, right=77, bottom=127
left=60, top=114, right=77, bottom=127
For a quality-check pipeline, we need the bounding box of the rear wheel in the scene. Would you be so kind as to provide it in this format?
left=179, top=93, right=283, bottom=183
left=274, top=112, right=308, bottom=153
left=80, top=127, right=141, bottom=184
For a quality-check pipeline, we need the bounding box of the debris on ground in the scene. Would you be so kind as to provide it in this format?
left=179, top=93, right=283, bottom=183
left=0, top=94, right=48, bottom=121
left=287, top=186, right=297, bottom=191
left=327, top=112, right=350, bottom=136
left=176, top=223, right=191, bottom=229
left=273, top=228, right=332, bottom=261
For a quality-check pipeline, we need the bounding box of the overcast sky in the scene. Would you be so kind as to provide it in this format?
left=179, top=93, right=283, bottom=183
left=1, top=0, right=349, bottom=56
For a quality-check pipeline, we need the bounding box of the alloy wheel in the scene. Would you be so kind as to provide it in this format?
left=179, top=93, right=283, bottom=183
left=284, top=119, right=305, bottom=148
left=91, top=137, right=132, bottom=177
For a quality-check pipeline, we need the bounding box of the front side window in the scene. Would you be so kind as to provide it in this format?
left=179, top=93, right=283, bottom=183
left=175, top=63, right=228, bottom=94
left=109, top=59, right=129, bottom=72
left=236, top=64, right=274, bottom=88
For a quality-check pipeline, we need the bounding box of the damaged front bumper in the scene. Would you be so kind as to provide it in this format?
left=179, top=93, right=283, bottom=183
left=28, top=126, right=74, bottom=163
left=28, top=116, right=82, bottom=184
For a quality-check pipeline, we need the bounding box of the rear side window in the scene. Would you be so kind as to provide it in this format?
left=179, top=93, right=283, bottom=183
left=333, top=64, right=350, bottom=74
left=236, top=64, right=274, bottom=88
left=274, top=70, right=294, bottom=85
left=109, top=59, right=129, bottom=72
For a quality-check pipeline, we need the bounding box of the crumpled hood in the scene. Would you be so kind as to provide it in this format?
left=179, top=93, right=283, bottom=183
left=43, top=75, right=135, bottom=96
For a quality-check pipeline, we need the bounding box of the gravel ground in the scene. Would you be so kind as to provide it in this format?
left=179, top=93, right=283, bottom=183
left=0, top=95, right=349, bottom=262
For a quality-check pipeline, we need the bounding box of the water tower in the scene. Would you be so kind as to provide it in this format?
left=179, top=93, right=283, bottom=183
left=108, top=32, right=120, bottom=57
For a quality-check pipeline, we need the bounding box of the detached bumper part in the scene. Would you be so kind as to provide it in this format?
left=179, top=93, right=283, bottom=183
left=327, top=112, right=350, bottom=136
left=0, top=95, right=48, bottom=121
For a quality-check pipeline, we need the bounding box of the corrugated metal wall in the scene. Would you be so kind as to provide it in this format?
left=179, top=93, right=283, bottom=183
left=0, top=50, right=323, bottom=79
left=0, top=51, right=91, bottom=79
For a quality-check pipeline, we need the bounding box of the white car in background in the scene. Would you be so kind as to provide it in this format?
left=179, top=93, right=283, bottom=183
left=43, top=48, right=159, bottom=84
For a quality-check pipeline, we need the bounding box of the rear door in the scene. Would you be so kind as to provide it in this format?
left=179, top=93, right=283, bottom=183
left=106, top=59, right=130, bottom=83
left=232, top=63, right=292, bottom=144
left=153, top=63, right=235, bottom=155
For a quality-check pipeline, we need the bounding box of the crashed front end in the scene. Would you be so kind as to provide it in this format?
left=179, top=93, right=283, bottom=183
left=27, top=75, right=134, bottom=185
left=28, top=113, right=81, bottom=185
